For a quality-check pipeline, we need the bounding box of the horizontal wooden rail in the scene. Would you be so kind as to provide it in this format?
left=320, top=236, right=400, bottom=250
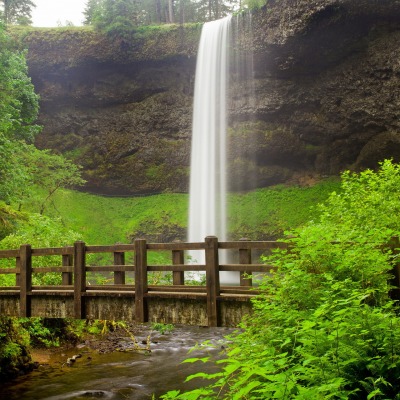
left=0, top=286, right=19, bottom=291
left=147, top=264, right=205, bottom=272
left=31, top=247, right=74, bottom=256
left=0, top=268, right=21, bottom=274
left=32, top=285, right=73, bottom=290
left=0, top=237, right=288, bottom=326
left=86, top=244, right=135, bottom=253
left=0, top=249, right=19, bottom=258
left=219, top=241, right=288, bottom=250
left=85, top=265, right=135, bottom=272
left=219, top=263, right=277, bottom=272
left=32, top=266, right=73, bottom=273
left=147, top=242, right=206, bottom=251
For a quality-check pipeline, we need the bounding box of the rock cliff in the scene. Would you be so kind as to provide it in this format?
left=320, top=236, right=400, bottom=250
left=229, top=0, right=400, bottom=190
left=19, top=0, right=400, bottom=194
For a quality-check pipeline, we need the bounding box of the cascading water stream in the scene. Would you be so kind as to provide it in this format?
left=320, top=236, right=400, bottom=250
left=188, top=16, right=239, bottom=284
left=0, top=326, right=233, bottom=400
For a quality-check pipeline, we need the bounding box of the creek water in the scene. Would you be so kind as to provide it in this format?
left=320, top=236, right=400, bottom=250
left=0, top=325, right=234, bottom=400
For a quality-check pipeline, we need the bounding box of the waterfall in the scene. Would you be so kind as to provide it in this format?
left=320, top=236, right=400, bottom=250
left=188, top=16, right=239, bottom=284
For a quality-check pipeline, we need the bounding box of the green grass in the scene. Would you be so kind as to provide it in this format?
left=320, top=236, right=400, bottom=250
left=228, top=178, right=341, bottom=239
left=43, top=190, right=188, bottom=245
left=10, top=179, right=340, bottom=270
left=28, top=178, right=341, bottom=246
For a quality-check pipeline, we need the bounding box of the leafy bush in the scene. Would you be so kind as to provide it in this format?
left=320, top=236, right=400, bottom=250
left=0, top=201, right=26, bottom=240
left=0, top=317, right=32, bottom=379
left=19, top=318, right=61, bottom=348
left=0, top=213, right=81, bottom=286
left=152, top=322, right=174, bottom=334
left=0, top=23, right=40, bottom=205
left=162, top=160, right=400, bottom=399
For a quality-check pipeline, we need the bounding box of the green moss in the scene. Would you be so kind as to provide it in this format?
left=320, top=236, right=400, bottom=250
left=145, top=165, right=165, bottom=180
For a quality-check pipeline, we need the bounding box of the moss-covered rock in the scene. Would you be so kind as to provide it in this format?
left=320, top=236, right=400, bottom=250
left=0, top=318, right=34, bottom=381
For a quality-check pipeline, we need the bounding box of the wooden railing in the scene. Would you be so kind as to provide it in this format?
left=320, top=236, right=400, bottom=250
left=0, top=237, right=288, bottom=326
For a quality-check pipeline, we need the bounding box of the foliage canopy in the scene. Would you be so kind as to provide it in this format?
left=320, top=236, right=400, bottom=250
left=0, top=0, right=36, bottom=25
left=0, top=22, right=40, bottom=204
left=83, top=0, right=240, bottom=32
left=0, top=23, right=84, bottom=245
left=0, top=21, right=85, bottom=230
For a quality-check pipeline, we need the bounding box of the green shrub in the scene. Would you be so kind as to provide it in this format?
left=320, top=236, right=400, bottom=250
left=151, top=322, right=174, bottom=334
left=0, top=213, right=81, bottom=286
left=19, top=318, right=61, bottom=348
left=162, top=160, right=400, bottom=399
left=0, top=317, right=33, bottom=379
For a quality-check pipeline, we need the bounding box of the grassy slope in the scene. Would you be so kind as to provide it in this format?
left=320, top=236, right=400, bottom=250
left=45, top=191, right=188, bottom=245
left=229, top=178, right=341, bottom=239
left=39, top=178, right=341, bottom=245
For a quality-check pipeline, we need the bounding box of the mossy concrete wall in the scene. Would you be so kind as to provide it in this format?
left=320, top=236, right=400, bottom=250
left=0, top=293, right=252, bottom=327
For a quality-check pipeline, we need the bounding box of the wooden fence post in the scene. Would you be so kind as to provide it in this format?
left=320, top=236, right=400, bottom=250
left=19, top=244, right=32, bottom=317
left=114, top=248, right=125, bottom=285
left=239, top=238, right=252, bottom=287
left=62, top=247, right=73, bottom=285
left=74, top=241, right=86, bottom=319
left=135, top=239, right=148, bottom=322
left=15, top=256, right=21, bottom=286
left=172, top=241, right=184, bottom=285
left=205, top=236, right=220, bottom=327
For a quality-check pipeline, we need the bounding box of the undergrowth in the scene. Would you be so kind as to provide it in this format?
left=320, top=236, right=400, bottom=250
left=161, top=160, right=400, bottom=399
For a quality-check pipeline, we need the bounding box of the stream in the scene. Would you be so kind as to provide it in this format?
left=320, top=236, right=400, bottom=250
left=0, top=325, right=235, bottom=400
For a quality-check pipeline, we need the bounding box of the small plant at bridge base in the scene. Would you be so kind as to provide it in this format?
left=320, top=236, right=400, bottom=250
left=161, top=160, right=400, bottom=399
left=151, top=322, right=174, bottom=335
left=118, top=323, right=152, bottom=353
left=83, top=319, right=117, bottom=336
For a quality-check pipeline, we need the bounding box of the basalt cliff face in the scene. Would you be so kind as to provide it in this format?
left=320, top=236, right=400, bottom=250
left=23, top=25, right=199, bottom=194
left=229, top=0, right=400, bottom=190
left=22, top=0, right=400, bottom=194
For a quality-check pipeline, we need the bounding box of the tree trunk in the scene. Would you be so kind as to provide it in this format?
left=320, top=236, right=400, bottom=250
left=4, top=0, right=10, bottom=24
left=155, top=0, right=162, bottom=23
left=179, top=0, right=184, bottom=24
left=168, top=0, right=174, bottom=23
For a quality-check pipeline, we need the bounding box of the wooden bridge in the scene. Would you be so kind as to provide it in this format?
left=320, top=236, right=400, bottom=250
left=0, top=237, right=288, bottom=327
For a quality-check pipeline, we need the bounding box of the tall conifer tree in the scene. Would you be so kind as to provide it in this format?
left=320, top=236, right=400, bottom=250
left=0, top=0, right=36, bottom=25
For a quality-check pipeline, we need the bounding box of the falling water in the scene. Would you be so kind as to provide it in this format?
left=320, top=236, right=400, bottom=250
left=188, top=16, right=239, bottom=283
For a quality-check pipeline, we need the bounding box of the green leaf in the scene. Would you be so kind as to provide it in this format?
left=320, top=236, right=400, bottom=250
left=182, top=357, right=210, bottom=364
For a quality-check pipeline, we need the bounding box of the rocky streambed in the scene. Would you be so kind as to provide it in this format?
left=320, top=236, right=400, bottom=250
left=0, top=323, right=235, bottom=400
